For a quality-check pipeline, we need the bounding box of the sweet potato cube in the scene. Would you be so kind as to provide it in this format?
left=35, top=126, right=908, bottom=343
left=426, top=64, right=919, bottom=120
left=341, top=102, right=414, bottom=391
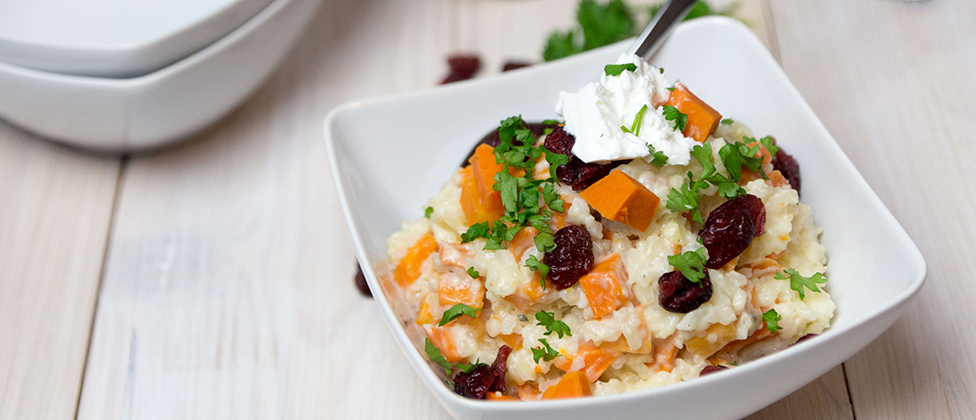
left=415, top=299, right=434, bottom=325
left=578, top=254, right=629, bottom=318
left=437, top=272, right=484, bottom=310
left=509, top=227, right=538, bottom=261
left=426, top=326, right=463, bottom=363
left=542, top=371, right=592, bottom=400
left=667, top=82, right=722, bottom=143
left=460, top=147, right=506, bottom=225
left=394, top=233, right=438, bottom=287
left=554, top=342, right=620, bottom=382
left=579, top=170, right=659, bottom=232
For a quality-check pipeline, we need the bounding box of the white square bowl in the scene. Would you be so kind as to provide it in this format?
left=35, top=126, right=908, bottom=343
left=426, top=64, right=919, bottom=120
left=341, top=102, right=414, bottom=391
left=323, top=16, right=926, bottom=420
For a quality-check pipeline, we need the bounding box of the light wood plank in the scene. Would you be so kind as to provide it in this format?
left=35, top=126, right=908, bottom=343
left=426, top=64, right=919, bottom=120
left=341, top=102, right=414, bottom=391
left=0, top=124, right=120, bottom=420
left=770, top=0, right=976, bottom=418
left=76, top=1, right=456, bottom=419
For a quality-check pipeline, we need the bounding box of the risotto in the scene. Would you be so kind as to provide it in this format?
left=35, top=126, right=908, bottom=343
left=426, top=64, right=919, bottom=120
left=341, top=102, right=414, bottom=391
left=378, top=54, right=834, bottom=401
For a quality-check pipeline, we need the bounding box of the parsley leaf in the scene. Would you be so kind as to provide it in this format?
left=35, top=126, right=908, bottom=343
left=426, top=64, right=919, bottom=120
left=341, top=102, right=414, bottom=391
left=461, top=222, right=489, bottom=243
left=467, top=267, right=480, bottom=278
left=534, top=230, right=556, bottom=253
left=456, top=360, right=484, bottom=374
left=667, top=247, right=708, bottom=283
left=531, top=338, right=560, bottom=363
left=604, top=63, right=637, bottom=76
left=525, top=255, right=549, bottom=289
left=763, top=309, right=782, bottom=333
left=759, top=135, right=779, bottom=156
left=774, top=268, right=826, bottom=300
left=425, top=338, right=453, bottom=375
left=646, top=143, right=669, bottom=167
left=578, top=0, right=635, bottom=51
left=424, top=206, right=434, bottom=219
left=666, top=178, right=703, bottom=224
left=543, top=31, right=582, bottom=62
left=439, top=303, right=482, bottom=326
left=620, top=104, right=649, bottom=137
left=535, top=310, right=572, bottom=338
left=719, top=141, right=766, bottom=182
left=662, top=105, right=688, bottom=132
left=720, top=118, right=734, bottom=125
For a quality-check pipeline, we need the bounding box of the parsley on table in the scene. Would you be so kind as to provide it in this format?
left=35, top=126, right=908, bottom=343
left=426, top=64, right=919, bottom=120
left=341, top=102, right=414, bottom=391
left=425, top=338, right=453, bottom=375
left=759, top=135, right=779, bottom=156
left=439, top=303, right=482, bottom=326
left=774, top=268, right=826, bottom=300
left=620, top=104, right=649, bottom=137
left=667, top=247, right=708, bottom=283
left=424, top=206, right=434, bottom=218
left=525, top=255, right=550, bottom=289
left=662, top=105, right=688, bottom=132
left=467, top=267, right=480, bottom=278
left=535, top=310, right=572, bottom=338
left=646, top=143, right=669, bottom=167
left=763, top=309, right=782, bottom=333
left=532, top=339, right=560, bottom=363
left=604, top=63, right=638, bottom=76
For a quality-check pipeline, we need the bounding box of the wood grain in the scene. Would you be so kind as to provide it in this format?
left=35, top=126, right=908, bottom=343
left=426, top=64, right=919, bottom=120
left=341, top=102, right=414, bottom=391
left=0, top=123, right=120, bottom=420
left=770, top=0, right=976, bottom=418
left=75, top=1, right=456, bottom=419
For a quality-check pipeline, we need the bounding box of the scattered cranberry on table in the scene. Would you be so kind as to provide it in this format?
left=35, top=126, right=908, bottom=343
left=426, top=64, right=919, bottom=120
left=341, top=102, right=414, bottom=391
left=441, top=54, right=481, bottom=84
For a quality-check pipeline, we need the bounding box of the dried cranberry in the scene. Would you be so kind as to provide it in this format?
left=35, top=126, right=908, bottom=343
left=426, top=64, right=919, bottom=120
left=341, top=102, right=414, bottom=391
left=488, top=345, right=512, bottom=392
left=699, top=194, right=766, bottom=269
left=699, top=365, right=728, bottom=376
left=544, top=225, right=594, bottom=290
left=658, top=270, right=713, bottom=313
left=354, top=264, right=372, bottom=298
left=502, top=61, right=532, bottom=72
left=441, top=54, right=481, bottom=84
left=772, top=147, right=801, bottom=195
left=789, top=333, right=818, bottom=347
left=543, top=127, right=622, bottom=191
left=453, top=365, right=495, bottom=399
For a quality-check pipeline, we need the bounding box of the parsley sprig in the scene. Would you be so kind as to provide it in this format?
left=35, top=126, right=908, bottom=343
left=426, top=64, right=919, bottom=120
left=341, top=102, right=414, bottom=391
left=646, top=143, right=668, bottom=167
left=425, top=338, right=454, bottom=375
left=532, top=338, right=560, bottom=363
left=720, top=139, right=767, bottom=182
left=775, top=269, right=826, bottom=300
left=662, top=105, right=688, bottom=132
left=620, top=104, right=649, bottom=137
left=667, top=247, right=708, bottom=283
left=763, top=309, right=782, bottom=333
left=604, top=63, right=637, bottom=76
left=535, top=310, right=572, bottom=338
left=438, top=303, right=481, bottom=326
left=459, top=117, right=570, bottom=287
left=665, top=142, right=744, bottom=224
left=525, top=255, right=549, bottom=289
left=455, top=360, right=484, bottom=374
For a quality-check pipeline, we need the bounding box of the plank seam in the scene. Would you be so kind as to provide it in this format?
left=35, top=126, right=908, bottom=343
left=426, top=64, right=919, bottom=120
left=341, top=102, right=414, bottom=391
left=842, top=363, right=858, bottom=420
left=72, top=155, right=129, bottom=420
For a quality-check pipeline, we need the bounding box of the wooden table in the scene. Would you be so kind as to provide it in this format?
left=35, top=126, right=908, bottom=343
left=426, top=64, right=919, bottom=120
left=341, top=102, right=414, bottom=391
left=2, top=0, right=974, bottom=418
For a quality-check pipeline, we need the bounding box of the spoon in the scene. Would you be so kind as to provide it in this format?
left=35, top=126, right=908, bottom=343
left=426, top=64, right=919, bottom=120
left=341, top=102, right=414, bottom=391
left=352, top=0, right=700, bottom=297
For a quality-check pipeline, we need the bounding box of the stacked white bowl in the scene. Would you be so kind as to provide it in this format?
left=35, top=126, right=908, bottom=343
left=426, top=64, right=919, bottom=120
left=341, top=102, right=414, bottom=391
left=0, top=0, right=322, bottom=151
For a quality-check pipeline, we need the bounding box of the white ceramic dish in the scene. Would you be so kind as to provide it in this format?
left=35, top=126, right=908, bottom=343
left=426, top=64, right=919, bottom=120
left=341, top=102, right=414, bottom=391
left=0, top=0, right=320, bottom=152
left=0, top=0, right=273, bottom=77
left=323, top=17, right=926, bottom=420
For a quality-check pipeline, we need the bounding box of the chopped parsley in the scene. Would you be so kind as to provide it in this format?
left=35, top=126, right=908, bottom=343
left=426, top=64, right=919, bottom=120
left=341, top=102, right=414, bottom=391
left=665, top=142, right=744, bottom=224
left=667, top=247, right=708, bottom=283
left=425, top=338, right=453, bottom=375
left=720, top=140, right=767, bottom=182
left=525, top=255, right=550, bottom=289
left=646, top=143, right=669, bottom=167
left=456, top=360, right=484, bottom=374
left=763, top=309, right=782, bottom=333
left=460, top=117, right=568, bottom=258
left=535, top=310, right=572, bottom=338
left=438, top=303, right=482, bottom=326
left=759, top=135, right=779, bottom=156
left=467, top=267, right=480, bottom=278
left=775, top=269, right=826, bottom=300
left=424, top=206, right=434, bottom=218
left=659, top=67, right=665, bottom=74
left=604, top=62, right=638, bottom=76
left=531, top=338, right=560, bottom=363
left=620, top=104, right=649, bottom=137
left=662, top=105, right=688, bottom=132
left=720, top=118, right=734, bottom=125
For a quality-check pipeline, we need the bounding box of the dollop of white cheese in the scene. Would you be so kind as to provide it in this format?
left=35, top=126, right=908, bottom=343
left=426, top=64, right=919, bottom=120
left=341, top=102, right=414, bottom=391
left=554, top=53, right=698, bottom=165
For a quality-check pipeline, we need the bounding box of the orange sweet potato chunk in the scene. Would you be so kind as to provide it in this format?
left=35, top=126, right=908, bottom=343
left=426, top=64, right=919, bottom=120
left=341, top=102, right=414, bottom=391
left=667, top=82, right=722, bottom=143
left=542, top=371, right=592, bottom=400
left=438, top=272, right=484, bottom=310
left=578, top=171, right=660, bottom=232
left=427, top=326, right=464, bottom=363
left=554, top=342, right=620, bottom=382
left=578, top=253, right=629, bottom=318
left=394, top=233, right=438, bottom=287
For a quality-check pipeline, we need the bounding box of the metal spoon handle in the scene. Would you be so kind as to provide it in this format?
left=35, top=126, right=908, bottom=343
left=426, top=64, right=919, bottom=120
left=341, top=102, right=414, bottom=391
left=628, top=0, right=698, bottom=58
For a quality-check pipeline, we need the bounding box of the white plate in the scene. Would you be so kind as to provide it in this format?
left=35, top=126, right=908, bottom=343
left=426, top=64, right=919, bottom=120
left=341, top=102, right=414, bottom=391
left=323, top=17, right=926, bottom=420
left=0, top=0, right=273, bottom=77
left=0, top=0, right=321, bottom=151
